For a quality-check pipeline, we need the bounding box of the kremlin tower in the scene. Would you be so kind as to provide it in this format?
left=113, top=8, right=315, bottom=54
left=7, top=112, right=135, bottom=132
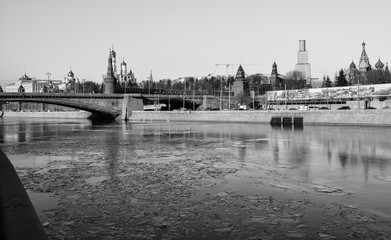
left=104, top=49, right=116, bottom=94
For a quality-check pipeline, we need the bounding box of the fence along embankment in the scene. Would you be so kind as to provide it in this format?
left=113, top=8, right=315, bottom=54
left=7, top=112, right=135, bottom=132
left=129, top=109, right=391, bottom=126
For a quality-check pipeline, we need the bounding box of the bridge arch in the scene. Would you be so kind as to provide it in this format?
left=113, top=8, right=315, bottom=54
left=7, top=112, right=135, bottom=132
left=0, top=93, right=127, bottom=120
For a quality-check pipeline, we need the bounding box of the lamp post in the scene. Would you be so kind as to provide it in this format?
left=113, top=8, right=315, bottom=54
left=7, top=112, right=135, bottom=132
left=46, top=72, right=51, bottom=93
left=284, top=84, right=287, bottom=110
left=357, top=77, right=360, bottom=109
left=183, top=79, right=186, bottom=109
left=220, top=77, right=222, bottom=111
left=168, top=97, right=174, bottom=111
left=82, top=79, right=85, bottom=93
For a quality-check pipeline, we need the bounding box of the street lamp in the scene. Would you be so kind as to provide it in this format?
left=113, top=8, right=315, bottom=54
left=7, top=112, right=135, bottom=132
left=82, top=79, right=86, bottom=93
left=46, top=72, right=51, bottom=81
left=168, top=97, right=173, bottom=111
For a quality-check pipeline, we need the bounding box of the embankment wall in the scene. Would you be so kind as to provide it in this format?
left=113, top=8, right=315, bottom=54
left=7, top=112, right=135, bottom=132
left=3, top=111, right=92, bottom=119
left=0, top=149, right=48, bottom=240
left=129, top=110, right=391, bottom=126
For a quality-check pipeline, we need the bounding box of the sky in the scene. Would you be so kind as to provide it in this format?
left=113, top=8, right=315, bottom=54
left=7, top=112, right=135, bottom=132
left=1, top=0, right=391, bottom=86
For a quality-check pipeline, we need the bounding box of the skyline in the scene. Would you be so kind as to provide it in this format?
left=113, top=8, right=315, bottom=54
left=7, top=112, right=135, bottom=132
left=1, top=0, right=391, bottom=86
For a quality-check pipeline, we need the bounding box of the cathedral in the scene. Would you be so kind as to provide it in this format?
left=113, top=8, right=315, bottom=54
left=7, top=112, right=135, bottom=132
left=350, top=42, right=388, bottom=72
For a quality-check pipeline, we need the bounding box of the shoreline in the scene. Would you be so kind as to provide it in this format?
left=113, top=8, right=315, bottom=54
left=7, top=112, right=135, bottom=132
left=2, top=111, right=92, bottom=119
left=129, top=109, right=391, bottom=127
left=3, top=109, right=391, bottom=127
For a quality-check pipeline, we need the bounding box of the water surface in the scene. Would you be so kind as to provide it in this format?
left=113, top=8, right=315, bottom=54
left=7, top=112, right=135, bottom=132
left=1, top=118, right=390, bottom=217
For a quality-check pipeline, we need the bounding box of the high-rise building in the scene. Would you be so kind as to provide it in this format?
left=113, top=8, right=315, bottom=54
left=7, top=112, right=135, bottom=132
left=295, top=40, right=311, bottom=84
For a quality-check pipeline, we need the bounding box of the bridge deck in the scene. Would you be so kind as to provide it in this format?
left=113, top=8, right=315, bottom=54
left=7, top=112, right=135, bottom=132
left=0, top=93, right=141, bottom=99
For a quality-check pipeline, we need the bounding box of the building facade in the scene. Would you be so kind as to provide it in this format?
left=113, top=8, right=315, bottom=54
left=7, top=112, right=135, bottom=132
left=295, top=40, right=311, bottom=84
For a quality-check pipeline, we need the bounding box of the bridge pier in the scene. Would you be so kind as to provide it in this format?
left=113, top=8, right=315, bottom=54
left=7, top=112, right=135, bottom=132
left=120, top=94, right=143, bottom=120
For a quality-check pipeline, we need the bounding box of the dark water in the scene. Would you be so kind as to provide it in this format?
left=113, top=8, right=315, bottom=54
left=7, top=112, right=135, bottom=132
left=1, top=118, right=391, bottom=218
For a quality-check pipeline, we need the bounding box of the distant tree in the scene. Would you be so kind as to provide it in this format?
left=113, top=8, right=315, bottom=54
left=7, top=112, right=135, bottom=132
left=0, top=85, right=3, bottom=92
left=384, top=68, right=391, bottom=83
left=236, top=91, right=251, bottom=105
left=83, top=80, right=100, bottom=93
left=285, top=70, right=306, bottom=81
left=348, top=68, right=362, bottom=85
left=321, top=75, right=333, bottom=88
left=366, top=69, right=389, bottom=84
left=100, top=82, right=105, bottom=93
left=335, top=69, right=348, bottom=87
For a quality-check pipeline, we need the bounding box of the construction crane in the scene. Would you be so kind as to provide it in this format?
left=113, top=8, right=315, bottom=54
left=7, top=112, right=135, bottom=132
left=215, top=63, right=262, bottom=77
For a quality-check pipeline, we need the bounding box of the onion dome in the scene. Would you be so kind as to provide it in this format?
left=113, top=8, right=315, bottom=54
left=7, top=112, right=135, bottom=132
left=375, top=58, right=384, bottom=69
left=121, top=60, right=127, bottom=66
left=68, top=70, right=74, bottom=77
left=349, top=61, right=356, bottom=70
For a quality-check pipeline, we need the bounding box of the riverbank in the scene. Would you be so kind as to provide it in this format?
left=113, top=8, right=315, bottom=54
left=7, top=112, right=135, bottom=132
left=3, top=111, right=91, bottom=119
left=3, top=120, right=391, bottom=239
left=129, top=109, right=391, bottom=126
left=0, top=148, right=48, bottom=240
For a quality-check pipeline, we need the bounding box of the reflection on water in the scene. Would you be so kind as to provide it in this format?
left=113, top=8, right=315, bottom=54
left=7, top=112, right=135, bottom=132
left=1, top=118, right=391, bottom=215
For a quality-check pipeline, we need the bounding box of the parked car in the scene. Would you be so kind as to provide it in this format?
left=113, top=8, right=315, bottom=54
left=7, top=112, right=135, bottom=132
left=319, top=107, right=330, bottom=110
left=337, top=106, right=351, bottom=110
left=366, top=107, right=376, bottom=109
left=298, top=106, right=309, bottom=110
left=239, top=105, right=248, bottom=110
left=289, top=108, right=297, bottom=110
left=308, top=106, right=319, bottom=110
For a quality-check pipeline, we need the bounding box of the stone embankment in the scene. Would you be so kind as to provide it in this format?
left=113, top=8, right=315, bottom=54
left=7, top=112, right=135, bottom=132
left=129, top=109, right=391, bottom=126
left=0, top=148, right=48, bottom=240
left=3, top=111, right=92, bottom=119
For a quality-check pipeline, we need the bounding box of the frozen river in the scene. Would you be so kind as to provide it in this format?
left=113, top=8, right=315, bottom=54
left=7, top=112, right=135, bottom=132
left=1, top=118, right=391, bottom=238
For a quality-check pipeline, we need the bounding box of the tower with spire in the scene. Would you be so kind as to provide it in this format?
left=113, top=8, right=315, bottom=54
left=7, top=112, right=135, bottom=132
left=231, top=65, right=249, bottom=97
left=104, top=49, right=117, bottom=94
left=358, top=42, right=371, bottom=72
left=110, top=45, right=117, bottom=76
left=270, top=61, right=279, bottom=86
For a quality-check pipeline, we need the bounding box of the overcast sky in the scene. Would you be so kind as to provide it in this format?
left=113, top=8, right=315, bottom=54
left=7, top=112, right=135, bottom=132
left=1, top=0, right=390, bottom=86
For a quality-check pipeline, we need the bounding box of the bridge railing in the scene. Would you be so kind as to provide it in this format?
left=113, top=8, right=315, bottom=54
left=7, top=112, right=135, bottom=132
left=118, top=87, right=235, bottom=97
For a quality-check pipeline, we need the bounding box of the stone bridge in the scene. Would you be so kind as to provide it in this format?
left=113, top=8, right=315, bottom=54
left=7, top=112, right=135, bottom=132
left=0, top=93, right=144, bottom=120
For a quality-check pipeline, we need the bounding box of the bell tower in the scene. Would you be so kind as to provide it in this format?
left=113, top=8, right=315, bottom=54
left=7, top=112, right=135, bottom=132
left=104, top=49, right=116, bottom=94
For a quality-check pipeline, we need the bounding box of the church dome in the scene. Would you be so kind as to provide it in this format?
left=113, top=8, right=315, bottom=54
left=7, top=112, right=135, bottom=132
left=19, top=73, right=31, bottom=80
left=349, top=61, right=356, bottom=69
left=375, top=58, right=384, bottom=69
left=68, top=70, right=74, bottom=77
